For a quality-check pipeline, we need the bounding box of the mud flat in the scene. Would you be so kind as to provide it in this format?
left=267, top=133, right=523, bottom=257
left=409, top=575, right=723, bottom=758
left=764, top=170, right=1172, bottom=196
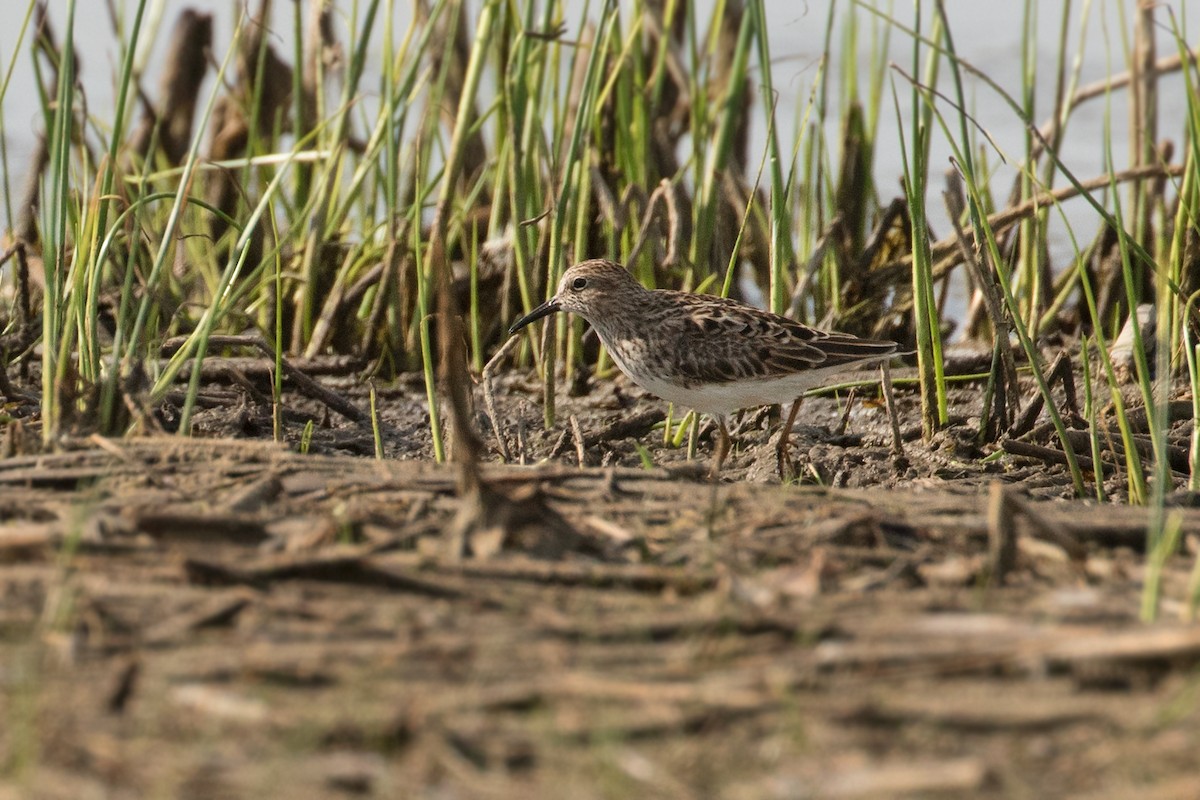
left=2, top=389, right=1199, bottom=798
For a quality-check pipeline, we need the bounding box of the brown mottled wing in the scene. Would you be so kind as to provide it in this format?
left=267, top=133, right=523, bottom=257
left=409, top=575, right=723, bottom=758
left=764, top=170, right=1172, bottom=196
left=666, top=294, right=896, bottom=385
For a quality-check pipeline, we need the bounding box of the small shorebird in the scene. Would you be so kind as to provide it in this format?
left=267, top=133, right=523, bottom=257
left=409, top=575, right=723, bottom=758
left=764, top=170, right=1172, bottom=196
left=508, top=259, right=898, bottom=477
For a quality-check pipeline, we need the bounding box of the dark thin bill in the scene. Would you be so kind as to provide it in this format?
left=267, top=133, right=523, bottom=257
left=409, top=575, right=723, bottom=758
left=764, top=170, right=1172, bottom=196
left=508, top=299, right=561, bottom=335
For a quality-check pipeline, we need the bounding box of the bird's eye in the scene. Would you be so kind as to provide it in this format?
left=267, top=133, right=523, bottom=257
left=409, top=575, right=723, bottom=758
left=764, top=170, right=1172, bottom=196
left=571, top=277, right=588, bottom=290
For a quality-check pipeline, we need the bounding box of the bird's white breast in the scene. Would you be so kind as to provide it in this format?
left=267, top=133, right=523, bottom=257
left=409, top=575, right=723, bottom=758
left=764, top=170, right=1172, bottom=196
left=607, top=345, right=859, bottom=417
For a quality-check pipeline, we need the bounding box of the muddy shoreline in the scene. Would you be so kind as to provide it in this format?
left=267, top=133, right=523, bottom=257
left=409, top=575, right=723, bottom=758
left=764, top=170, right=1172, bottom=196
left=2, top=365, right=1199, bottom=798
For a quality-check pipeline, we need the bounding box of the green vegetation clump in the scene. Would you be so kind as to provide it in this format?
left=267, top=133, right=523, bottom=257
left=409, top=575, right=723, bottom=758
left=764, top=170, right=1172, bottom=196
left=0, top=0, right=1197, bottom=524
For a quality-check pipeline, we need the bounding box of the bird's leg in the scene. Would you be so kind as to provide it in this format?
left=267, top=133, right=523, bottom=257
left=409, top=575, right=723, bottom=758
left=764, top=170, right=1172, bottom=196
left=709, top=415, right=731, bottom=480
left=776, top=398, right=803, bottom=481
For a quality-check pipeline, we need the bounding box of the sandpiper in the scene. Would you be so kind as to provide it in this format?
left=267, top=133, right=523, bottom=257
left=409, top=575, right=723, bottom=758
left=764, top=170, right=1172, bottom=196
left=508, top=259, right=898, bottom=476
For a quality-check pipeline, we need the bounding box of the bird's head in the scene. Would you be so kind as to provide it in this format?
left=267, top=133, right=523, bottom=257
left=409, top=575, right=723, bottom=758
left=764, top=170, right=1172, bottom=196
left=507, top=259, right=641, bottom=335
